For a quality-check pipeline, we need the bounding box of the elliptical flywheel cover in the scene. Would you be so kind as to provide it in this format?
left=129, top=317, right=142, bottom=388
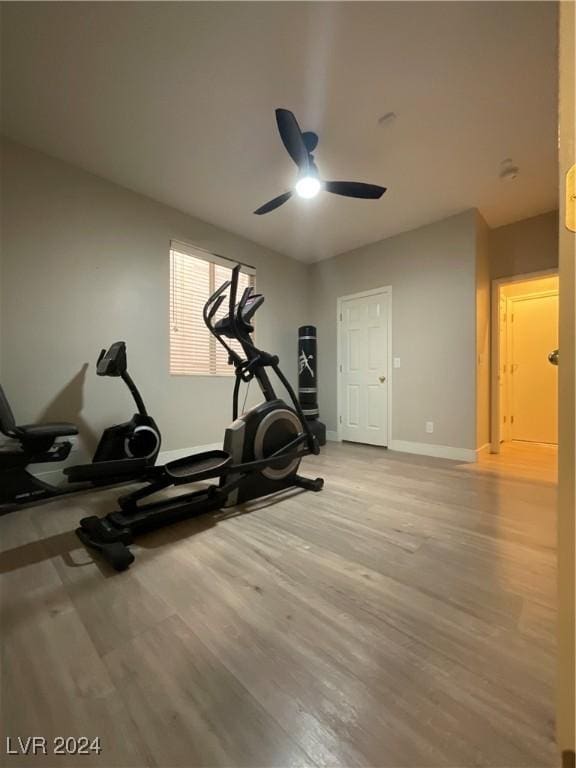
left=254, top=409, right=302, bottom=480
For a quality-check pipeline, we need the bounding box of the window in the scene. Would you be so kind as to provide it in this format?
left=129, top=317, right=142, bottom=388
left=169, top=241, right=255, bottom=376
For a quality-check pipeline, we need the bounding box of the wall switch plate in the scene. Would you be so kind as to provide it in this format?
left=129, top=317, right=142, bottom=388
left=426, top=421, right=434, bottom=434
left=393, top=357, right=401, bottom=368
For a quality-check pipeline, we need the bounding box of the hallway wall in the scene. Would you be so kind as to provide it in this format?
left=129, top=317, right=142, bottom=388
left=490, top=210, right=558, bottom=280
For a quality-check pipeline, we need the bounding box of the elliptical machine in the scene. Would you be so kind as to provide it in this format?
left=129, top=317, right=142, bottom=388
left=77, top=264, right=324, bottom=570
left=0, top=341, right=161, bottom=508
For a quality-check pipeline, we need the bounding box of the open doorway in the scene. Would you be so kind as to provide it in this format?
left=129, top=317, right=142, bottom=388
left=491, top=271, right=559, bottom=454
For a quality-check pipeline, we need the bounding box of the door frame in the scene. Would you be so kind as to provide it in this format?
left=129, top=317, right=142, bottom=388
left=336, top=286, right=392, bottom=445
left=506, top=289, right=559, bottom=444
left=490, top=268, right=559, bottom=453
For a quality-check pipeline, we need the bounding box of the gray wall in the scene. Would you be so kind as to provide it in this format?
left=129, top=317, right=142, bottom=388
left=490, top=210, right=558, bottom=279
left=1, top=137, right=558, bottom=464
left=309, top=210, right=478, bottom=451
left=0, top=139, right=308, bottom=462
left=476, top=212, right=491, bottom=449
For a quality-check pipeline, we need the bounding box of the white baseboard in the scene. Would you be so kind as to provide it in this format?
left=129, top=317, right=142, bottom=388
left=389, top=439, right=476, bottom=463
left=324, top=433, right=474, bottom=462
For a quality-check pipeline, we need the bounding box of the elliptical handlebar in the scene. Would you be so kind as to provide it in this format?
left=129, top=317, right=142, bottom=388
left=228, top=264, right=241, bottom=342
left=203, top=269, right=245, bottom=369
left=203, top=263, right=256, bottom=345
left=200, top=263, right=318, bottom=454
left=206, top=295, right=226, bottom=324
left=238, top=285, right=253, bottom=316
left=203, top=278, right=231, bottom=332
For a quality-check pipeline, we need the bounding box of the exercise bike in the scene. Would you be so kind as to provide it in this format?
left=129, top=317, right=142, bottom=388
left=76, top=264, right=324, bottom=570
left=0, top=342, right=161, bottom=509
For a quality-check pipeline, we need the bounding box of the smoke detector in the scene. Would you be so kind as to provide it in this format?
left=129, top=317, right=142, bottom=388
left=378, top=112, right=397, bottom=127
left=499, top=158, right=520, bottom=182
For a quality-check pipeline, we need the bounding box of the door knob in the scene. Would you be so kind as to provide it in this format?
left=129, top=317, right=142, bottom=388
left=548, top=349, right=559, bottom=366
left=379, top=375, right=386, bottom=383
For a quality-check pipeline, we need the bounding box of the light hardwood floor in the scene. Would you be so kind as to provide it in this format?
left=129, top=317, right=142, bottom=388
left=0, top=441, right=558, bottom=767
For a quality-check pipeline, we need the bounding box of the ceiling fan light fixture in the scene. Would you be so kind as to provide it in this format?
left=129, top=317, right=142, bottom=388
left=295, top=176, right=321, bottom=199
left=253, top=108, right=387, bottom=215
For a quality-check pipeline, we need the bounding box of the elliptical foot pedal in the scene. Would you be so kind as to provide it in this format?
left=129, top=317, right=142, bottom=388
left=165, top=450, right=231, bottom=484
left=76, top=516, right=135, bottom=571
left=76, top=526, right=135, bottom=571
left=77, top=515, right=133, bottom=544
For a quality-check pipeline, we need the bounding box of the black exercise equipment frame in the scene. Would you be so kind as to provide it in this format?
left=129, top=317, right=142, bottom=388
left=0, top=342, right=161, bottom=510
left=76, top=264, right=323, bottom=570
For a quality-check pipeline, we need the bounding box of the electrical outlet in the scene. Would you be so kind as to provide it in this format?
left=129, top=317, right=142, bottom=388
left=393, top=357, right=401, bottom=368
left=426, top=421, right=434, bottom=434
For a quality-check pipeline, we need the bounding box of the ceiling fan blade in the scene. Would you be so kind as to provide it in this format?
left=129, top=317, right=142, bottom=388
left=324, top=181, right=387, bottom=199
left=254, top=191, right=293, bottom=215
left=302, top=131, right=319, bottom=153
left=275, top=108, right=309, bottom=170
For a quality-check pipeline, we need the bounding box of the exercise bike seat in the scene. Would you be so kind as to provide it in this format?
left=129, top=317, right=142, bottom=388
left=17, top=422, right=79, bottom=439
left=165, top=450, right=231, bottom=485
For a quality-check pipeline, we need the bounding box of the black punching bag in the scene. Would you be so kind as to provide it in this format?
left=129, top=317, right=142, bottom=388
left=298, top=326, right=326, bottom=445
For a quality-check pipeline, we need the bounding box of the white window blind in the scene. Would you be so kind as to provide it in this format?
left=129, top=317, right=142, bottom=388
left=169, top=242, right=255, bottom=376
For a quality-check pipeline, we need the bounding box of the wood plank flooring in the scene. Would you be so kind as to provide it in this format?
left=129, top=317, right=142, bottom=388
left=0, top=441, right=558, bottom=767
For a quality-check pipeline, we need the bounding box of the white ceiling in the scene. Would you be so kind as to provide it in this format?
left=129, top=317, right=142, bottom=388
left=0, top=2, right=558, bottom=262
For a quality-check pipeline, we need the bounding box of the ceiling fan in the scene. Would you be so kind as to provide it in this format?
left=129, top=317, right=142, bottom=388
left=254, top=108, right=387, bottom=215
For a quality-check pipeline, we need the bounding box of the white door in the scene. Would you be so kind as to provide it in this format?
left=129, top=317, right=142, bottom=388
left=339, top=291, right=389, bottom=446
left=510, top=292, right=558, bottom=444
